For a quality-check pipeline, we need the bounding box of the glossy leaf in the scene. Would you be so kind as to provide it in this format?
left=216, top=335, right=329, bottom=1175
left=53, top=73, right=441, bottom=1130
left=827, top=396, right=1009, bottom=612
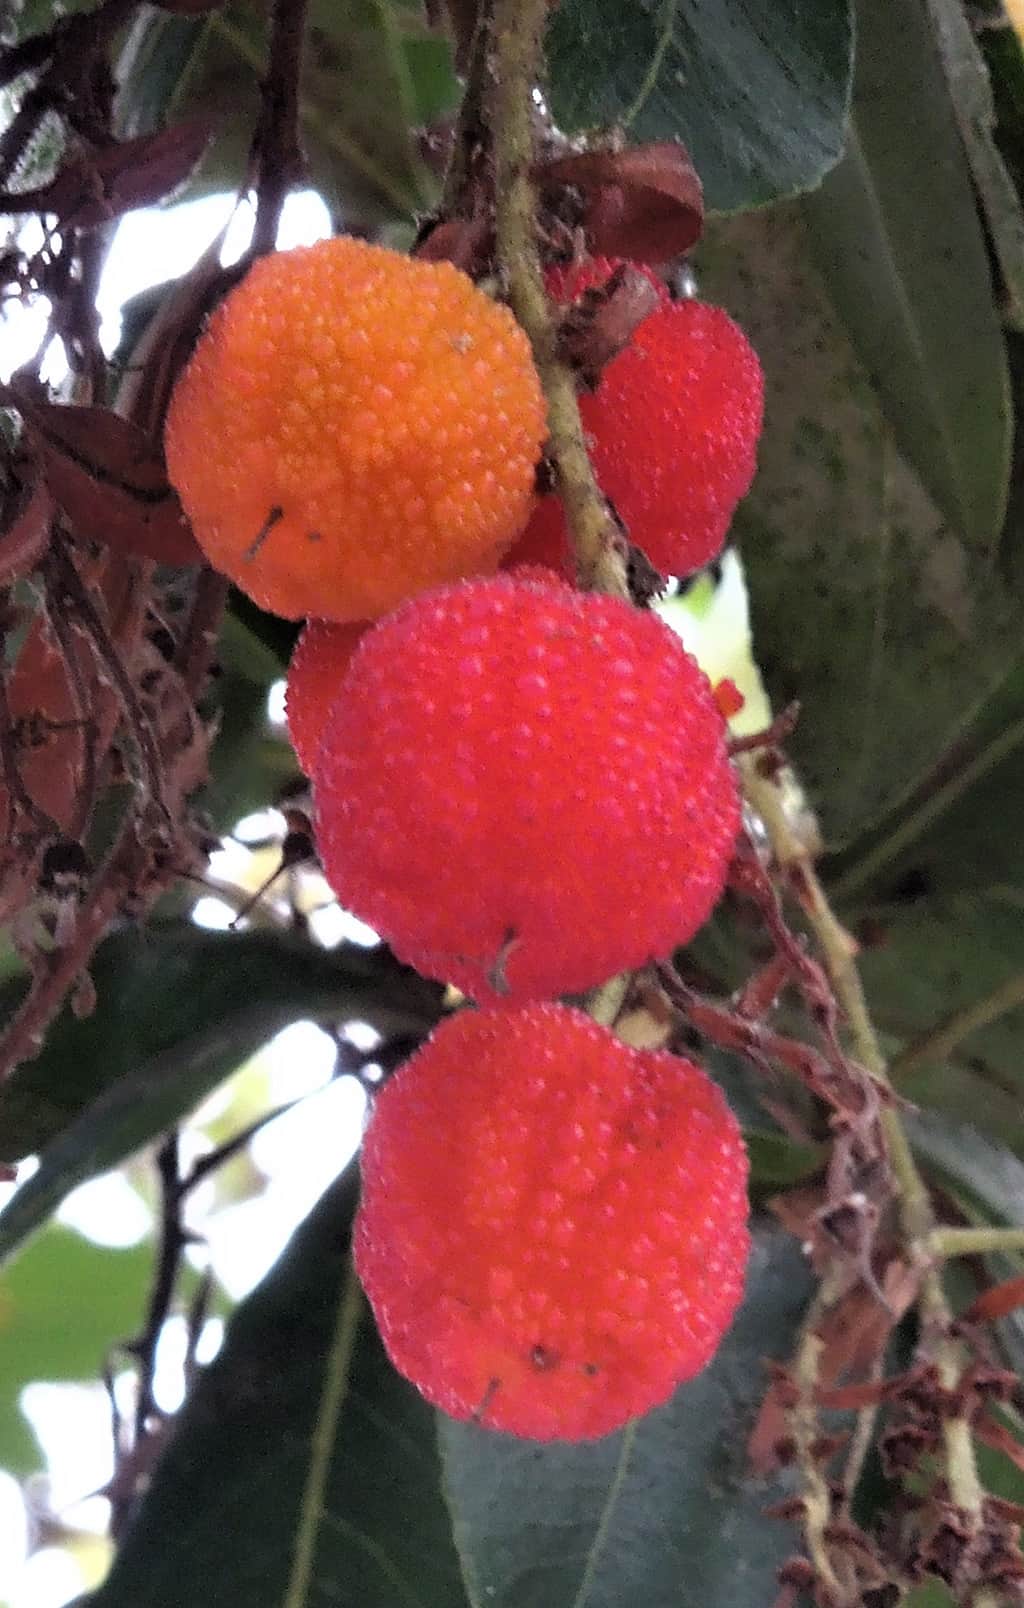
left=89, top=1170, right=469, bottom=1608
left=0, top=925, right=442, bottom=1258
left=802, top=0, right=1011, bottom=552
left=700, top=207, right=1019, bottom=845
left=440, top=1226, right=813, bottom=1608
left=545, top=0, right=853, bottom=213
left=0, top=1228, right=151, bottom=1474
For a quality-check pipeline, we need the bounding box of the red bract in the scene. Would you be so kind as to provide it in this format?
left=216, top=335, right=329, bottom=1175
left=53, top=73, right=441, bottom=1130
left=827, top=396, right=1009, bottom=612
left=507, top=258, right=764, bottom=581
left=355, top=1004, right=750, bottom=1440
left=313, top=574, right=740, bottom=1002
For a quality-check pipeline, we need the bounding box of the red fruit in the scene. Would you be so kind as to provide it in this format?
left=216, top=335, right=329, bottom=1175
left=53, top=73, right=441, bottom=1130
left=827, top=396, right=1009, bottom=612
left=355, top=1004, right=750, bottom=1440
left=286, top=618, right=368, bottom=775
left=314, top=574, right=739, bottom=1002
left=507, top=258, right=763, bottom=581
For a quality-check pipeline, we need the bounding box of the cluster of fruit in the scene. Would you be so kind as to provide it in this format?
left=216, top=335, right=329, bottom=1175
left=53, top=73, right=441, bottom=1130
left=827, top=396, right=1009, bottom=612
left=165, top=235, right=762, bottom=1440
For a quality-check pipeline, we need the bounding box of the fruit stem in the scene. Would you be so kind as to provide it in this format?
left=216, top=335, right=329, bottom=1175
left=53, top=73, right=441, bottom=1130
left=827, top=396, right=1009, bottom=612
left=930, top=1226, right=1024, bottom=1259
left=487, top=0, right=631, bottom=599
left=739, top=753, right=997, bottom=1593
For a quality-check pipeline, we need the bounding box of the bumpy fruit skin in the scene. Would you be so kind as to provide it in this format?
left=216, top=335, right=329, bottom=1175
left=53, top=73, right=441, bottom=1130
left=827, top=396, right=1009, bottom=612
left=164, top=237, right=547, bottom=621
left=507, top=257, right=763, bottom=581
left=286, top=618, right=367, bottom=776
left=355, top=1004, right=750, bottom=1440
left=314, top=574, right=740, bottom=1002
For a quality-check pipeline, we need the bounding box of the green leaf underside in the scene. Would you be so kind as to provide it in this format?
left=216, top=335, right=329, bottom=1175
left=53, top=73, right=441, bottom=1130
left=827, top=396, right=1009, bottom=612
left=439, top=1226, right=813, bottom=1608
left=0, top=1229, right=151, bottom=1474
left=802, top=0, right=1011, bottom=552
left=545, top=0, right=853, bottom=214
left=0, top=926, right=441, bottom=1261
left=89, top=1170, right=469, bottom=1608
left=699, top=207, right=1018, bottom=847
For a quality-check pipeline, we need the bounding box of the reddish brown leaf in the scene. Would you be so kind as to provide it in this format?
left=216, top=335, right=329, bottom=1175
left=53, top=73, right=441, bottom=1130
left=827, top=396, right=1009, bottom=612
left=556, top=263, right=663, bottom=384
left=0, top=549, right=139, bottom=923
left=748, top=1260, right=919, bottom=1474
left=22, top=402, right=201, bottom=565
left=0, top=122, right=213, bottom=231
left=965, top=1274, right=1024, bottom=1324
left=413, top=216, right=493, bottom=274
left=976, top=1413, right=1024, bottom=1472
left=0, top=481, right=52, bottom=586
left=538, top=143, right=704, bottom=265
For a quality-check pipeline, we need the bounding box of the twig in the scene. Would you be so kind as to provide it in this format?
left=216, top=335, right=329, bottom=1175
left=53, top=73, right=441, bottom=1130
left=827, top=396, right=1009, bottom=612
left=0, top=663, right=61, bottom=842
left=249, top=0, right=310, bottom=258
left=183, top=1099, right=303, bottom=1193
left=39, top=588, right=100, bottom=842
left=487, top=0, right=631, bottom=598
left=739, top=752, right=999, bottom=1604
left=44, top=537, right=168, bottom=819
left=130, top=1132, right=189, bottom=1441
left=890, top=969, right=1024, bottom=1080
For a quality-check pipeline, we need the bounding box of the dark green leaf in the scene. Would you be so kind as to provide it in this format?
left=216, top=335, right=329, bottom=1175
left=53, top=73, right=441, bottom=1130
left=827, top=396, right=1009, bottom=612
left=827, top=660, right=1024, bottom=906
left=89, top=1170, right=469, bottom=1608
left=439, top=1225, right=812, bottom=1608
left=923, top=0, right=1024, bottom=333
left=116, top=0, right=441, bottom=225
left=801, top=0, right=1011, bottom=552
left=0, top=1228, right=151, bottom=1474
left=545, top=0, right=853, bottom=213
left=744, top=1129, right=823, bottom=1189
left=700, top=206, right=1018, bottom=845
left=857, top=895, right=1024, bottom=1149
left=8, top=0, right=96, bottom=41
left=198, top=609, right=295, bottom=831
left=904, top=1586, right=958, bottom=1608
left=401, top=35, right=461, bottom=127
left=0, top=925, right=442, bottom=1259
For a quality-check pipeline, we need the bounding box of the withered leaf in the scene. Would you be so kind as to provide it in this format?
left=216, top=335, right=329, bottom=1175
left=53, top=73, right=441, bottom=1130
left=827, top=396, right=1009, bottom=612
left=0, top=121, right=213, bottom=231
left=22, top=402, right=201, bottom=566
left=538, top=142, right=703, bottom=264
left=0, top=482, right=52, bottom=587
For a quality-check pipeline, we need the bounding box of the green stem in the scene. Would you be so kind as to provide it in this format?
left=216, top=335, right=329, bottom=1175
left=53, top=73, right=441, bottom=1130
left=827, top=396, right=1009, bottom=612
left=488, top=0, right=630, bottom=599
left=931, top=1226, right=1024, bottom=1259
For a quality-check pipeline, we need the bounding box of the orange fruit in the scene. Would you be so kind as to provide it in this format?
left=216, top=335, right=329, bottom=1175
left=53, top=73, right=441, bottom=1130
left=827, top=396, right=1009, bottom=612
left=164, top=237, right=546, bottom=621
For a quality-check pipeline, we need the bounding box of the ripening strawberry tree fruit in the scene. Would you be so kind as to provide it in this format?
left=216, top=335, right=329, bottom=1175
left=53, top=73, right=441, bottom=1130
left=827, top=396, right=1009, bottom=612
left=0, top=2, right=1022, bottom=1607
